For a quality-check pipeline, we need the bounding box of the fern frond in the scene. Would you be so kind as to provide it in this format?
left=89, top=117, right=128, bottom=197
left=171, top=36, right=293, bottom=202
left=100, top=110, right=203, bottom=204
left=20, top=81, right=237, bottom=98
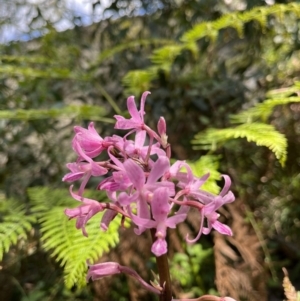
left=122, top=68, right=158, bottom=95
left=40, top=206, right=121, bottom=288
left=192, top=123, right=287, bottom=166
left=0, top=196, right=36, bottom=261
left=123, top=4, right=300, bottom=92
left=230, top=96, right=300, bottom=124
left=266, top=81, right=300, bottom=98
left=150, top=44, right=185, bottom=65
left=27, top=187, right=122, bottom=288
left=181, top=3, right=300, bottom=43
left=0, top=55, right=50, bottom=64
left=187, top=155, right=222, bottom=194
left=282, top=267, right=300, bottom=301
left=95, top=38, right=173, bottom=65
left=0, top=64, right=77, bottom=79
left=0, top=105, right=114, bottom=123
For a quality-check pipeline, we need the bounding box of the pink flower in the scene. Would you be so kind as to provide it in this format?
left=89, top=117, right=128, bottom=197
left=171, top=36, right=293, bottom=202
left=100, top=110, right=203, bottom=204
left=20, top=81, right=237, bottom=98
left=63, top=141, right=107, bottom=195
left=186, top=175, right=235, bottom=243
left=128, top=188, right=189, bottom=256
left=73, top=122, right=106, bottom=158
left=87, top=261, right=161, bottom=295
left=124, top=130, right=166, bottom=162
left=65, top=186, right=104, bottom=236
left=123, top=156, right=175, bottom=235
left=114, top=91, right=150, bottom=131
left=202, top=175, right=235, bottom=235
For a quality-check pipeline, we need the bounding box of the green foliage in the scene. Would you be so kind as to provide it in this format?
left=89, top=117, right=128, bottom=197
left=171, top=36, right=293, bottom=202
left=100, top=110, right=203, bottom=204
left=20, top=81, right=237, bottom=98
left=0, top=195, right=36, bottom=261
left=192, top=82, right=300, bottom=167
left=95, top=38, right=173, bottom=65
left=0, top=187, right=122, bottom=289
left=0, top=105, right=114, bottom=123
left=187, top=155, right=222, bottom=194
left=1, top=1, right=300, bottom=299
left=27, top=187, right=121, bottom=288
left=230, top=97, right=300, bottom=124
left=231, top=82, right=300, bottom=123
left=123, top=3, right=300, bottom=94
left=193, top=123, right=287, bottom=166
left=180, top=3, right=300, bottom=43
left=170, top=244, right=213, bottom=297
left=0, top=64, right=74, bottom=79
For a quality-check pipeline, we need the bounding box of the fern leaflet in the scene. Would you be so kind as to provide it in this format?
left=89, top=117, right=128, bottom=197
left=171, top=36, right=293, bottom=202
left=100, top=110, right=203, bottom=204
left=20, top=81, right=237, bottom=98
left=192, top=123, right=287, bottom=166
left=0, top=105, right=113, bottom=123
left=0, top=197, right=36, bottom=261
left=230, top=96, right=300, bottom=124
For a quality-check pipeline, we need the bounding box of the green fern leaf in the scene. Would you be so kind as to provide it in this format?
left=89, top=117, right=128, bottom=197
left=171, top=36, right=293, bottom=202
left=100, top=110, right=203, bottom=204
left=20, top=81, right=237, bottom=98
left=150, top=44, right=185, bottom=65
left=192, top=123, right=287, bottom=166
left=122, top=68, right=158, bottom=95
left=0, top=55, right=50, bottom=64
left=0, top=196, right=36, bottom=261
left=266, top=82, right=300, bottom=98
left=181, top=3, right=300, bottom=43
left=40, top=206, right=121, bottom=288
left=27, top=187, right=123, bottom=288
left=0, top=64, right=76, bottom=79
left=0, top=105, right=113, bottom=123
left=95, top=38, right=173, bottom=65
left=230, top=96, right=300, bottom=124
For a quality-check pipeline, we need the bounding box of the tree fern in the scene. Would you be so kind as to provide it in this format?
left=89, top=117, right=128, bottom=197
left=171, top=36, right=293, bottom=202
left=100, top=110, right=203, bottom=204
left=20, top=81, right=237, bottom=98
left=0, top=196, right=36, bottom=261
left=27, top=187, right=124, bottom=288
left=192, top=123, right=287, bottom=166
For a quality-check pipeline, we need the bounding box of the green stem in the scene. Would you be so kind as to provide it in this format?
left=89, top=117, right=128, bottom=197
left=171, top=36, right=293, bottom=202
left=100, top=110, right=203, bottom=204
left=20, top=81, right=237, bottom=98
left=151, top=229, right=173, bottom=301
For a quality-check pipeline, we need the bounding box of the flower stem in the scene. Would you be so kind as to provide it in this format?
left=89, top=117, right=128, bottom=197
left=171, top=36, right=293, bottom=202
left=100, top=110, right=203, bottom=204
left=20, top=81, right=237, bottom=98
left=151, top=229, right=173, bottom=301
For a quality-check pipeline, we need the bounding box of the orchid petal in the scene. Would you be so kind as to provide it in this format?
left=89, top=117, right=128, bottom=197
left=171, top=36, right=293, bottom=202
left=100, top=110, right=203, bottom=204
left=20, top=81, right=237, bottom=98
left=147, top=156, right=170, bottom=184
left=212, top=220, right=233, bottom=236
left=151, top=238, right=167, bottom=257
left=151, top=188, right=170, bottom=222
left=124, top=159, right=145, bottom=190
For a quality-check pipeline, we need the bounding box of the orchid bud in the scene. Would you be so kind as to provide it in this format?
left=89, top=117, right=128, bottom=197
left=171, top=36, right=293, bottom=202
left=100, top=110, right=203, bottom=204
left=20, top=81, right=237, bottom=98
left=157, top=117, right=168, bottom=148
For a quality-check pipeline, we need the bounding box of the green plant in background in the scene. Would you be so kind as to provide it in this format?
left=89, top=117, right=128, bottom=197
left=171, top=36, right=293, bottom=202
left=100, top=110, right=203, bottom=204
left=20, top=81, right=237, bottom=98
left=122, top=3, right=300, bottom=95
left=0, top=195, right=36, bottom=261
left=0, top=187, right=123, bottom=292
left=170, top=244, right=214, bottom=298
left=192, top=82, right=300, bottom=167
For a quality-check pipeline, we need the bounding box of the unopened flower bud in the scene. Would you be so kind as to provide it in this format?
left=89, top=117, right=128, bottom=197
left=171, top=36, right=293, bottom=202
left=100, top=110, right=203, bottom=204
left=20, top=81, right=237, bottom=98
left=157, top=117, right=168, bottom=148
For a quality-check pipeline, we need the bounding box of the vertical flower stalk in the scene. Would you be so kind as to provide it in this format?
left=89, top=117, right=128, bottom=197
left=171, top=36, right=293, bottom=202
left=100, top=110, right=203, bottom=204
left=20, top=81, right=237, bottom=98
left=63, top=91, right=236, bottom=301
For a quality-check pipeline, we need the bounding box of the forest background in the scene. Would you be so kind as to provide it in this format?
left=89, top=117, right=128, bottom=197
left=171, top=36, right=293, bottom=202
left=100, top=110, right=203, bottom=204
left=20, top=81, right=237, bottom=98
left=0, top=0, right=300, bottom=300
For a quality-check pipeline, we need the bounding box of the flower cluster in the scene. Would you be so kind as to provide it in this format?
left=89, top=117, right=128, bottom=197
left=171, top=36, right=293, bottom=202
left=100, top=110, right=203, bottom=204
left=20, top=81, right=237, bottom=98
left=63, top=91, right=235, bottom=296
